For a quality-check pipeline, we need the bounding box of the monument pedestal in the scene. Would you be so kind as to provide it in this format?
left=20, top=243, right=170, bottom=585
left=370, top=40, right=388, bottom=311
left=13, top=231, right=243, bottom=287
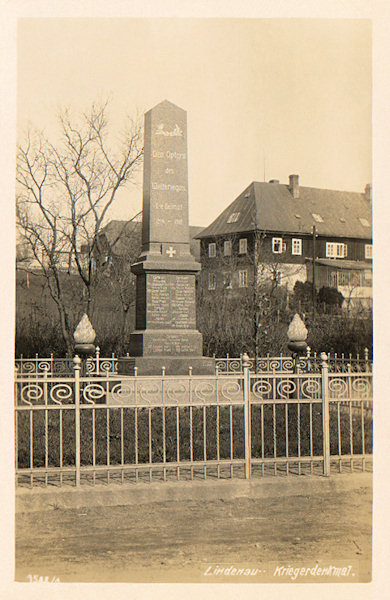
left=128, top=328, right=203, bottom=356
left=118, top=356, right=216, bottom=376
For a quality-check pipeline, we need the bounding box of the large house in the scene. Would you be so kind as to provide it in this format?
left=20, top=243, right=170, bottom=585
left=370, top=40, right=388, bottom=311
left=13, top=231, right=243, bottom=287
left=196, top=175, right=372, bottom=309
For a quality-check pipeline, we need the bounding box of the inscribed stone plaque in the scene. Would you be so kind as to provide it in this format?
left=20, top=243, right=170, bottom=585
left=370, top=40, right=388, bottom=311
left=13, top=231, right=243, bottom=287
left=142, top=100, right=189, bottom=249
left=146, top=273, right=196, bottom=329
left=142, top=332, right=202, bottom=356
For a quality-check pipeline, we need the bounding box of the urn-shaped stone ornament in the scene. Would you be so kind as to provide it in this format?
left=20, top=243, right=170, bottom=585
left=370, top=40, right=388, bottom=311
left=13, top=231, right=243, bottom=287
left=74, top=314, right=96, bottom=356
left=287, top=313, right=308, bottom=355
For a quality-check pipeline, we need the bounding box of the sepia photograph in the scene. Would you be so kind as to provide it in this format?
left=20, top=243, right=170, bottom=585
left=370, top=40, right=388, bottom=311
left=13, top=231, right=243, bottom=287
left=2, top=2, right=389, bottom=596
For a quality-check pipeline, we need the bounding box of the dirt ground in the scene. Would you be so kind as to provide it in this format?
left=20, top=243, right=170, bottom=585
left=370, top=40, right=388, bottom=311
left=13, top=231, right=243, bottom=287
left=15, top=474, right=372, bottom=584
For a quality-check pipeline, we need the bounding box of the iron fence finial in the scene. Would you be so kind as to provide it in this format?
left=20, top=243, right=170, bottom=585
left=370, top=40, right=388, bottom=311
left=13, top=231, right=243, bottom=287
left=73, top=355, right=82, bottom=370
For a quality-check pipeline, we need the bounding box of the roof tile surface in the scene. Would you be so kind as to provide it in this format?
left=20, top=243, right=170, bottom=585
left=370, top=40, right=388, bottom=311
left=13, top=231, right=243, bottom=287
left=197, top=182, right=372, bottom=239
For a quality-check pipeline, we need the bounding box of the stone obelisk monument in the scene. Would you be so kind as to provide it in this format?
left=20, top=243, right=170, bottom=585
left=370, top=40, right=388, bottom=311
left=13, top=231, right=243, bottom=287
left=118, top=100, right=214, bottom=375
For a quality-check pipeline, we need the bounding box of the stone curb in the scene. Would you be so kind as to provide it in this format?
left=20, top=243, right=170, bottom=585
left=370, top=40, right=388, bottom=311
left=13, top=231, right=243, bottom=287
left=16, top=472, right=372, bottom=513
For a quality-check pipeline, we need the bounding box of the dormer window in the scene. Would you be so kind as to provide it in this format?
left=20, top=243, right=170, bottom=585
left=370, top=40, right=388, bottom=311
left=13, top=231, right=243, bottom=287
left=227, top=212, right=240, bottom=224
left=312, top=213, right=324, bottom=223
left=359, top=218, right=370, bottom=227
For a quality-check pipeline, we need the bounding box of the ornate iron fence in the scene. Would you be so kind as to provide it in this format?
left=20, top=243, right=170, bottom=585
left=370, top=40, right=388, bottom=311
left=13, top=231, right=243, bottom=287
left=15, top=354, right=372, bottom=487
left=15, top=348, right=371, bottom=377
left=15, top=348, right=118, bottom=377
left=215, top=350, right=371, bottom=374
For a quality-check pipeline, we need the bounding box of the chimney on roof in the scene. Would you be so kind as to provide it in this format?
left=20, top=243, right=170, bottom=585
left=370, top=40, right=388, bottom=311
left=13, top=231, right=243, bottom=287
left=364, top=183, right=372, bottom=203
left=269, top=179, right=279, bottom=184
left=289, top=174, right=300, bottom=199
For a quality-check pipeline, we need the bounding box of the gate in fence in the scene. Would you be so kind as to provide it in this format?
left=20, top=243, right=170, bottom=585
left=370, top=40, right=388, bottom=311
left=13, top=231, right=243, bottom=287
left=14, top=354, right=372, bottom=488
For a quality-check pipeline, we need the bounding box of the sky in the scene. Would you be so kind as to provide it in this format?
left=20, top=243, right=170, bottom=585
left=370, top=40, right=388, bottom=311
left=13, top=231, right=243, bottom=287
left=17, top=18, right=371, bottom=227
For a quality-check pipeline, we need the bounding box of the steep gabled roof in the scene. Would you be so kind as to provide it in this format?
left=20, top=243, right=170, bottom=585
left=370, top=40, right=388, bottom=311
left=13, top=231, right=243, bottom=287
left=98, top=219, right=141, bottom=255
left=196, top=181, right=372, bottom=239
left=98, top=218, right=202, bottom=261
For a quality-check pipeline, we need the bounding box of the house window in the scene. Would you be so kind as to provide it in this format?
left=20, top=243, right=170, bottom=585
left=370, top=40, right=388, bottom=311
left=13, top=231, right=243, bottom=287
left=208, top=243, right=216, bottom=258
left=272, top=237, right=285, bottom=254
left=239, top=270, right=248, bottom=288
left=350, top=272, right=363, bottom=287
left=223, top=272, right=232, bottom=289
left=224, top=240, right=232, bottom=256
left=291, top=238, right=302, bottom=256
left=338, top=272, right=349, bottom=286
left=208, top=273, right=216, bottom=290
left=227, top=212, right=240, bottom=224
left=365, top=244, right=372, bottom=259
left=239, top=238, right=247, bottom=254
left=326, top=242, right=348, bottom=258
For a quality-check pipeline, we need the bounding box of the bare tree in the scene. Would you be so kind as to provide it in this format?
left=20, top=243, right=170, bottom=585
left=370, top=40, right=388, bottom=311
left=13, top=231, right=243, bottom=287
left=94, top=211, right=142, bottom=348
left=197, top=229, right=301, bottom=359
left=16, top=101, right=143, bottom=355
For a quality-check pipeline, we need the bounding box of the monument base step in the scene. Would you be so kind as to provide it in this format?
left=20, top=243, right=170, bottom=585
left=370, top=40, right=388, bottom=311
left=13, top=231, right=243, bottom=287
left=128, top=329, right=203, bottom=357
left=117, top=356, right=216, bottom=376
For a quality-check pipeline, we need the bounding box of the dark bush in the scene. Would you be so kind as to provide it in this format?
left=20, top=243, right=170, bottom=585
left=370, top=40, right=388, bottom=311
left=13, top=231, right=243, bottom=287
left=318, top=286, right=344, bottom=307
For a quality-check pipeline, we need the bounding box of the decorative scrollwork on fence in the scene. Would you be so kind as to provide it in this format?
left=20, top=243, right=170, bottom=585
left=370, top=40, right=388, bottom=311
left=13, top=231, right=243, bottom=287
left=281, top=358, right=294, bottom=372
left=49, top=383, right=73, bottom=405
left=193, top=381, right=216, bottom=404
left=256, top=358, right=295, bottom=373
left=227, top=359, right=242, bottom=373
left=109, top=382, right=135, bottom=403
left=19, top=383, right=43, bottom=405
left=99, top=360, right=117, bottom=373
left=351, top=377, right=371, bottom=398
left=82, top=383, right=106, bottom=404
left=53, top=360, right=72, bottom=374
left=37, top=361, right=51, bottom=373
left=296, top=358, right=308, bottom=371
left=138, top=381, right=161, bottom=404
left=20, top=361, right=36, bottom=374
left=268, top=359, right=284, bottom=372
left=276, top=378, right=297, bottom=399
left=300, top=378, right=321, bottom=399
left=256, top=359, right=268, bottom=372
left=328, top=377, right=348, bottom=398
left=220, top=380, right=242, bottom=401
left=85, top=359, right=96, bottom=374
left=166, top=381, right=188, bottom=403
left=251, top=379, right=273, bottom=400
left=215, top=360, right=227, bottom=373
